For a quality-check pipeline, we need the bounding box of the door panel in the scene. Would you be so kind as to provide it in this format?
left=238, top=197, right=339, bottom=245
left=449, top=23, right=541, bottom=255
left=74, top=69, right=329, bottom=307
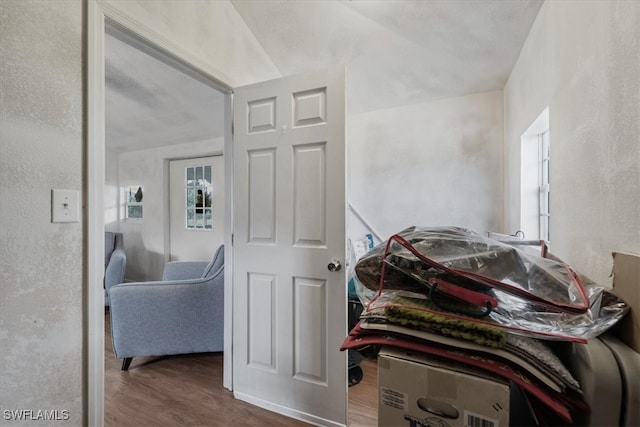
left=247, top=272, right=277, bottom=370
left=293, top=276, right=327, bottom=383
left=233, top=67, right=346, bottom=426
left=248, top=149, right=276, bottom=243
left=293, top=142, right=327, bottom=246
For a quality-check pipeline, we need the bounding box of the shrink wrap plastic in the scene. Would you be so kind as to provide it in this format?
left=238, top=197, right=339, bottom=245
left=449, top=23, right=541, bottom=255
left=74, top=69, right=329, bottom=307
left=354, top=226, right=629, bottom=342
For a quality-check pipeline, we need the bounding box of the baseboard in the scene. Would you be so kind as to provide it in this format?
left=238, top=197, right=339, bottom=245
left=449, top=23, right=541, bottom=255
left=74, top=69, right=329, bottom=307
left=233, top=391, right=346, bottom=427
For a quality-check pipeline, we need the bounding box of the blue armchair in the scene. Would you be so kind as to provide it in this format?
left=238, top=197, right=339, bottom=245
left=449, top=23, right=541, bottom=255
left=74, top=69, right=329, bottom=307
left=104, top=231, right=126, bottom=306
left=109, top=245, right=224, bottom=370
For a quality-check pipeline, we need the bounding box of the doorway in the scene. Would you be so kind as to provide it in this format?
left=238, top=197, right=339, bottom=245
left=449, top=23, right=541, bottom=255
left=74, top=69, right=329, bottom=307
left=89, top=4, right=351, bottom=426
left=103, top=26, right=227, bottom=280
left=88, top=3, right=234, bottom=424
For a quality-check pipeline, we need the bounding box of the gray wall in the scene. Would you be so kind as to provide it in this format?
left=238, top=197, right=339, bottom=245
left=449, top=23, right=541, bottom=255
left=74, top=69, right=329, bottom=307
left=348, top=90, right=504, bottom=240
left=0, top=0, right=84, bottom=423
left=504, top=0, right=640, bottom=285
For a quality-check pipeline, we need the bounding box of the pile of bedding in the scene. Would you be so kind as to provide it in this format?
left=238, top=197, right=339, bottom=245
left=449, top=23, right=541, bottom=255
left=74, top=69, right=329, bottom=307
left=341, top=226, right=629, bottom=425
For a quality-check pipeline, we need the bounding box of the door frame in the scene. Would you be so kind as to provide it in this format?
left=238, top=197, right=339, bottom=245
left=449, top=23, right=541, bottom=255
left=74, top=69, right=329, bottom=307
left=87, top=1, right=234, bottom=424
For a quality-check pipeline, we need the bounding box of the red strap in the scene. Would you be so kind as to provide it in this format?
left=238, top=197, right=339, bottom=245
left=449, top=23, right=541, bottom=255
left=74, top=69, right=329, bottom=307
left=428, top=278, right=498, bottom=309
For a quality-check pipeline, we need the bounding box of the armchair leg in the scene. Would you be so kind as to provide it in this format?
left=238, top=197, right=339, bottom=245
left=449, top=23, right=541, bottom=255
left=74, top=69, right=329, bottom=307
left=121, top=357, right=133, bottom=371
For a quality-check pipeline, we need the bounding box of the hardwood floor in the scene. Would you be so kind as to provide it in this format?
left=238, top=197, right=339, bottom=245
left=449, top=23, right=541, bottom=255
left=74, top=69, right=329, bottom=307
left=347, top=359, right=378, bottom=427
left=105, top=312, right=378, bottom=426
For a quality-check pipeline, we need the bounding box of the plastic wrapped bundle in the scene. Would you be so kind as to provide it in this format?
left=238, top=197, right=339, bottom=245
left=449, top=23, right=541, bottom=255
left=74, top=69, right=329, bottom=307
left=354, top=226, right=629, bottom=342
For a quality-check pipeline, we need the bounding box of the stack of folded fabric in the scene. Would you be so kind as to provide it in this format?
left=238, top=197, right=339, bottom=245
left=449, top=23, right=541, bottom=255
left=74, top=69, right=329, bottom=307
left=341, top=226, right=629, bottom=425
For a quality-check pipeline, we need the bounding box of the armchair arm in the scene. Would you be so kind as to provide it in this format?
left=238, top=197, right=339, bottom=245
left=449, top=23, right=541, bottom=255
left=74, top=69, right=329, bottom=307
left=162, top=261, right=209, bottom=281
left=109, top=273, right=224, bottom=359
left=105, top=247, right=126, bottom=293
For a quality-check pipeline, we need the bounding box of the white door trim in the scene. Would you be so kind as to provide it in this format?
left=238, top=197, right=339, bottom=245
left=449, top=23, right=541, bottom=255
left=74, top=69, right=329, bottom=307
left=87, top=3, right=106, bottom=425
left=87, top=2, right=234, bottom=425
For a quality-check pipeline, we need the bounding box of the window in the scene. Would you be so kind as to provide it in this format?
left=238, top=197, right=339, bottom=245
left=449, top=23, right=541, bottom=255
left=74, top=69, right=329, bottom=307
left=538, top=130, right=550, bottom=242
left=124, top=185, right=143, bottom=219
left=185, top=165, right=213, bottom=230
left=520, top=107, right=550, bottom=242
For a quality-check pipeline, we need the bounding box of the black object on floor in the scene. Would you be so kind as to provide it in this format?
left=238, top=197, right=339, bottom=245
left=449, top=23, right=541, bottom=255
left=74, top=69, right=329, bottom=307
left=348, top=365, right=363, bottom=387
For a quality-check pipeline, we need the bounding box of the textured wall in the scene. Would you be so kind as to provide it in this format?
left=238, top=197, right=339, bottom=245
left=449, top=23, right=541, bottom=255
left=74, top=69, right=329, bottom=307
left=504, top=1, right=640, bottom=285
left=105, top=148, right=120, bottom=231
left=0, top=0, right=84, bottom=424
left=348, top=90, right=504, bottom=240
left=1, top=0, right=281, bottom=423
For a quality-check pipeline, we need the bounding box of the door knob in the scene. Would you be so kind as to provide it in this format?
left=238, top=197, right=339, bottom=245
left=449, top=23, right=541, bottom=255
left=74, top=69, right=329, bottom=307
left=327, top=259, right=342, bottom=272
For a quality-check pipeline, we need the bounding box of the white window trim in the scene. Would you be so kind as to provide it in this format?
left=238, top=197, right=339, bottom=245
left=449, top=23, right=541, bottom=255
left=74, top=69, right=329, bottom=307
left=123, top=185, right=143, bottom=221
left=538, top=130, right=550, bottom=242
left=520, top=107, right=550, bottom=242
left=185, top=165, right=214, bottom=231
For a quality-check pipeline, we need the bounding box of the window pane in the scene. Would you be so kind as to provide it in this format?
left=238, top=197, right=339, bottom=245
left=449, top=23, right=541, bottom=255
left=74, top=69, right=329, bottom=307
left=196, top=166, right=203, bottom=184
left=204, top=166, right=212, bottom=185
left=128, top=205, right=143, bottom=219
left=205, top=209, right=213, bottom=229
left=187, top=209, right=195, bottom=228
left=542, top=132, right=550, bottom=157
left=196, top=189, right=204, bottom=213
left=539, top=190, right=548, bottom=214
left=186, top=167, right=194, bottom=186
left=540, top=218, right=549, bottom=242
left=187, top=188, right=195, bottom=208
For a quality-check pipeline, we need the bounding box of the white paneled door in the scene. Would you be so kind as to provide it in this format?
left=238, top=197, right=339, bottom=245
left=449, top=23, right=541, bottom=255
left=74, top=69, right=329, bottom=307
left=233, top=67, right=347, bottom=426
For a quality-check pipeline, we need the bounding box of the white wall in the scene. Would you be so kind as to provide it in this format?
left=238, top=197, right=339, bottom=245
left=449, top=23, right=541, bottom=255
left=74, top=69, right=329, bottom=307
left=348, top=90, right=504, bottom=240
left=105, top=147, right=120, bottom=231
left=504, top=1, right=640, bottom=285
left=0, top=1, right=280, bottom=422
left=0, top=1, right=84, bottom=422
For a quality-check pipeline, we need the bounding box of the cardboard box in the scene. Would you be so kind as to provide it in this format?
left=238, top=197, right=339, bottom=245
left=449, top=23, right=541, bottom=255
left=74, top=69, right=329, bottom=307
left=611, top=252, right=640, bottom=353
left=378, top=347, right=512, bottom=427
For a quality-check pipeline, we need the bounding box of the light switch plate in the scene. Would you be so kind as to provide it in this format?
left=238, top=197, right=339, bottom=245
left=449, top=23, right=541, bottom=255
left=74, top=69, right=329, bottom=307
left=52, top=189, right=80, bottom=223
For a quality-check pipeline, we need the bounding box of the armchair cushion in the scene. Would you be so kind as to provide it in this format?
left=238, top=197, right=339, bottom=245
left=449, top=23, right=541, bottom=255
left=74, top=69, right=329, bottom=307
left=162, top=261, right=208, bottom=281
left=202, top=245, right=225, bottom=278
left=109, top=245, right=224, bottom=366
left=104, top=232, right=126, bottom=306
left=105, top=232, right=116, bottom=268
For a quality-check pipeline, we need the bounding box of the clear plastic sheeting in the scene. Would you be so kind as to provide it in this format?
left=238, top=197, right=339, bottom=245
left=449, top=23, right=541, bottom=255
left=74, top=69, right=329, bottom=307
left=354, top=226, right=629, bottom=342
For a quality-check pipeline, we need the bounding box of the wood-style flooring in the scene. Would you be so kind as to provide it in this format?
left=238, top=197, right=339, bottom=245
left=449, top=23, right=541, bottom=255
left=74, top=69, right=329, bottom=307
left=105, top=312, right=378, bottom=426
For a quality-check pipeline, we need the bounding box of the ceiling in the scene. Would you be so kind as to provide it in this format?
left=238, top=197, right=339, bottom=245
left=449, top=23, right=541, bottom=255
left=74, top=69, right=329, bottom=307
left=105, top=32, right=225, bottom=153
left=106, top=0, right=543, bottom=153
